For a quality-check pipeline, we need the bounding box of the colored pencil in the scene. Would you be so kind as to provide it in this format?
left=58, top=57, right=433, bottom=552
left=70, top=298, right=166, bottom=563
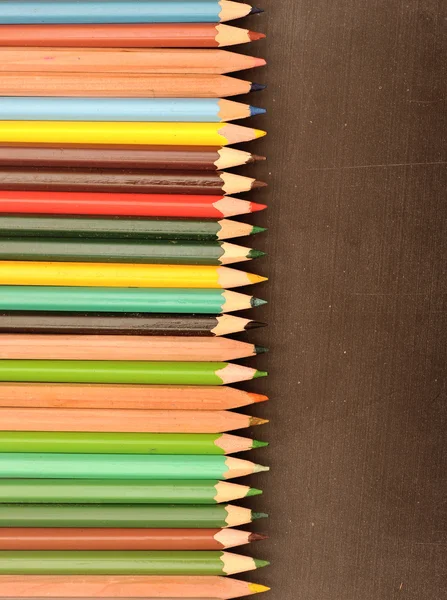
left=0, top=575, right=270, bottom=598
left=0, top=262, right=268, bottom=289
left=0, top=48, right=266, bottom=75
left=0, top=74, right=266, bottom=98
left=0, top=287, right=266, bottom=314
left=0, top=383, right=268, bottom=411
left=0, top=335, right=267, bottom=361
left=0, top=98, right=266, bottom=122
left=0, top=1, right=259, bottom=24
left=0, top=122, right=266, bottom=145
left=0, top=550, right=269, bottom=576
left=0, top=190, right=266, bottom=219
left=0, top=215, right=267, bottom=241
left=0, top=504, right=268, bottom=528
left=0, top=528, right=267, bottom=551
left=0, top=23, right=266, bottom=48
left=0, top=169, right=266, bottom=195
left=0, top=145, right=265, bottom=171
left=0, top=408, right=268, bottom=433
left=0, top=432, right=267, bottom=455
left=0, top=313, right=267, bottom=337
left=0, top=239, right=264, bottom=266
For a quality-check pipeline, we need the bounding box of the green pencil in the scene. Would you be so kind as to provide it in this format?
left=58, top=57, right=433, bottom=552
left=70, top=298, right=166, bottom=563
left=0, top=361, right=268, bottom=385
left=0, top=504, right=268, bottom=528
left=0, top=215, right=266, bottom=241
left=0, top=479, right=262, bottom=505
left=0, top=550, right=269, bottom=576
left=0, top=238, right=265, bottom=266
left=0, top=286, right=266, bottom=314
left=0, top=432, right=268, bottom=455
left=0, top=454, right=269, bottom=480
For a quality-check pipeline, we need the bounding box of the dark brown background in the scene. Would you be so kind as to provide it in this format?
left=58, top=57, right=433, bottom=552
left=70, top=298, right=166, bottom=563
left=231, top=1, right=446, bottom=599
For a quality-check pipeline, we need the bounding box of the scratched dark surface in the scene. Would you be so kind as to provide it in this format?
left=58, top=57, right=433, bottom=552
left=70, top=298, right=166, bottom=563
left=231, top=1, right=447, bottom=599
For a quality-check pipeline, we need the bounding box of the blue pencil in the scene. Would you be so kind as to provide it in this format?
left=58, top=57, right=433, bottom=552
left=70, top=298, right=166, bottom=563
left=0, top=98, right=265, bottom=122
left=0, top=1, right=261, bottom=24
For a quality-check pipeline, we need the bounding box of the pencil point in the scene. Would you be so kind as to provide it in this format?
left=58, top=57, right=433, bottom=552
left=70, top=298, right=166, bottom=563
left=250, top=297, right=267, bottom=308
left=248, top=248, right=266, bottom=259
left=248, top=392, right=269, bottom=403
left=250, top=416, right=269, bottom=427
left=250, top=105, right=267, bottom=117
left=252, top=154, right=267, bottom=162
left=252, top=512, right=269, bottom=520
left=250, top=82, right=267, bottom=92
left=255, top=345, right=269, bottom=354
left=252, top=180, right=268, bottom=189
left=248, top=31, right=266, bottom=42
left=253, top=57, right=267, bottom=68
left=254, top=559, right=270, bottom=569
left=250, top=6, right=264, bottom=14
left=245, top=320, right=267, bottom=330
left=252, top=439, right=269, bottom=448
left=249, top=532, right=269, bottom=541
left=247, top=486, right=263, bottom=496
left=254, top=369, right=268, bottom=378
left=254, top=128, right=267, bottom=139
left=250, top=201, right=267, bottom=213
left=251, top=226, right=267, bottom=235
left=247, top=273, right=268, bottom=285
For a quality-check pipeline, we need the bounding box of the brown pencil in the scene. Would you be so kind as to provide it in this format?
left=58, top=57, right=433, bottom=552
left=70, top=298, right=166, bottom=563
left=0, top=145, right=265, bottom=171
left=0, top=408, right=268, bottom=432
left=0, top=169, right=266, bottom=196
left=0, top=383, right=268, bottom=411
left=0, top=575, right=270, bottom=598
left=0, top=335, right=267, bottom=362
left=0, top=528, right=267, bottom=551
left=0, top=74, right=265, bottom=98
left=0, top=23, right=266, bottom=48
left=0, top=48, right=266, bottom=75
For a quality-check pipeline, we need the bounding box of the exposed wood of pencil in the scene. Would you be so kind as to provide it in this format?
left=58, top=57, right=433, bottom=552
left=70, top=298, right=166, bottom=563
left=0, top=73, right=258, bottom=97
left=0, top=408, right=268, bottom=433
left=0, top=190, right=266, bottom=219
left=0, top=48, right=266, bottom=75
left=0, top=575, right=270, bottom=598
left=0, top=528, right=266, bottom=551
left=0, top=24, right=266, bottom=48
left=0, top=145, right=263, bottom=171
left=0, top=313, right=266, bottom=337
left=0, top=383, right=268, bottom=410
left=0, top=168, right=265, bottom=195
left=0, top=335, right=263, bottom=361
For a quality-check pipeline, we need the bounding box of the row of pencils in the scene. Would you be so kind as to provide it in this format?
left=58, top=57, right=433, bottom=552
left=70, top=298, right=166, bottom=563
left=0, top=1, right=270, bottom=599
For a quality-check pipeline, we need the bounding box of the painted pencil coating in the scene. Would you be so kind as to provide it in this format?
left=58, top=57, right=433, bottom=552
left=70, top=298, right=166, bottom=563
left=0, top=122, right=266, bottom=146
left=0, top=287, right=263, bottom=314
left=0, top=383, right=268, bottom=411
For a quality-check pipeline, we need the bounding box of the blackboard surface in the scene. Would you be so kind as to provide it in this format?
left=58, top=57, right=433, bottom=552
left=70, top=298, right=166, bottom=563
left=232, top=2, right=446, bottom=599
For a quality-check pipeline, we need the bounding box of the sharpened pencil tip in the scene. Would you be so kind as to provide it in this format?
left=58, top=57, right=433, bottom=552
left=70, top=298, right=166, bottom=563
left=253, top=57, right=267, bottom=68
left=250, top=297, right=268, bottom=308
left=248, top=392, right=269, bottom=403
left=252, top=180, right=268, bottom=189
left=253, top=512, right=269, bottom=520
left=255, top=345, right=269, bottom=354
left=250, top=6, right=264, bottom=14
left=248, top=30, right=266, bottom=42
left=251, top=226, right=267, bottom=236
left=250, top=201, right=267, bottom=213
left=250, top=82, right=267, bottom=92
left=247, top=486, right=264, bottom=496
left=254, top=559, right=270, bottom=569
left=254, top=463, right=270, bottom=473
left=252, top=439, right=269, bottom=449
left=254, top=369, right=268, bottom=378
left=248, top=248, right=266, bottom=259
left=250, top=416, right=269, bottom=426
left=254, top=128, right=267, bottom=139
left=249, top=532, right=269, bottom=541
left=252, top=154, right=266, bottom=162
left=250, top=105, right=267, bottom=117
left=245, top=320, right=267, bottom=330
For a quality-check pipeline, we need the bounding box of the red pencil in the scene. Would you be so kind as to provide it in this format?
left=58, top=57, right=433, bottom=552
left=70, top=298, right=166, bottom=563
left=0, top=190, right=266, bottom=219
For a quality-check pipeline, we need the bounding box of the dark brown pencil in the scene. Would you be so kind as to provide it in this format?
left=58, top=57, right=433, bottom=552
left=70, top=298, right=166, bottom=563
left=0, top=313, right=267, bottom=337
left=0, top=146, right=265, bottom=171
left=0, top=168, right=265, bottom=196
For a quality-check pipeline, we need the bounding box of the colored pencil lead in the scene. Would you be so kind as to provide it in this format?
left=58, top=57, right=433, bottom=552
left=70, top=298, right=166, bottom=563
left=250, top=82, right=267, bottom=92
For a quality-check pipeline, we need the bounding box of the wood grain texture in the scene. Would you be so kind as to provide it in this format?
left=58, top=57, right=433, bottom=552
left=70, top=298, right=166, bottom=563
left=231, top=2, right=446, bottom=599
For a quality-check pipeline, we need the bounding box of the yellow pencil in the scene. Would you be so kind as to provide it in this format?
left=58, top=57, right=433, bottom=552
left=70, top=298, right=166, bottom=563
left=0, top=262, right=267, bottom=289
left=0, top=122, right=266, bottom=146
